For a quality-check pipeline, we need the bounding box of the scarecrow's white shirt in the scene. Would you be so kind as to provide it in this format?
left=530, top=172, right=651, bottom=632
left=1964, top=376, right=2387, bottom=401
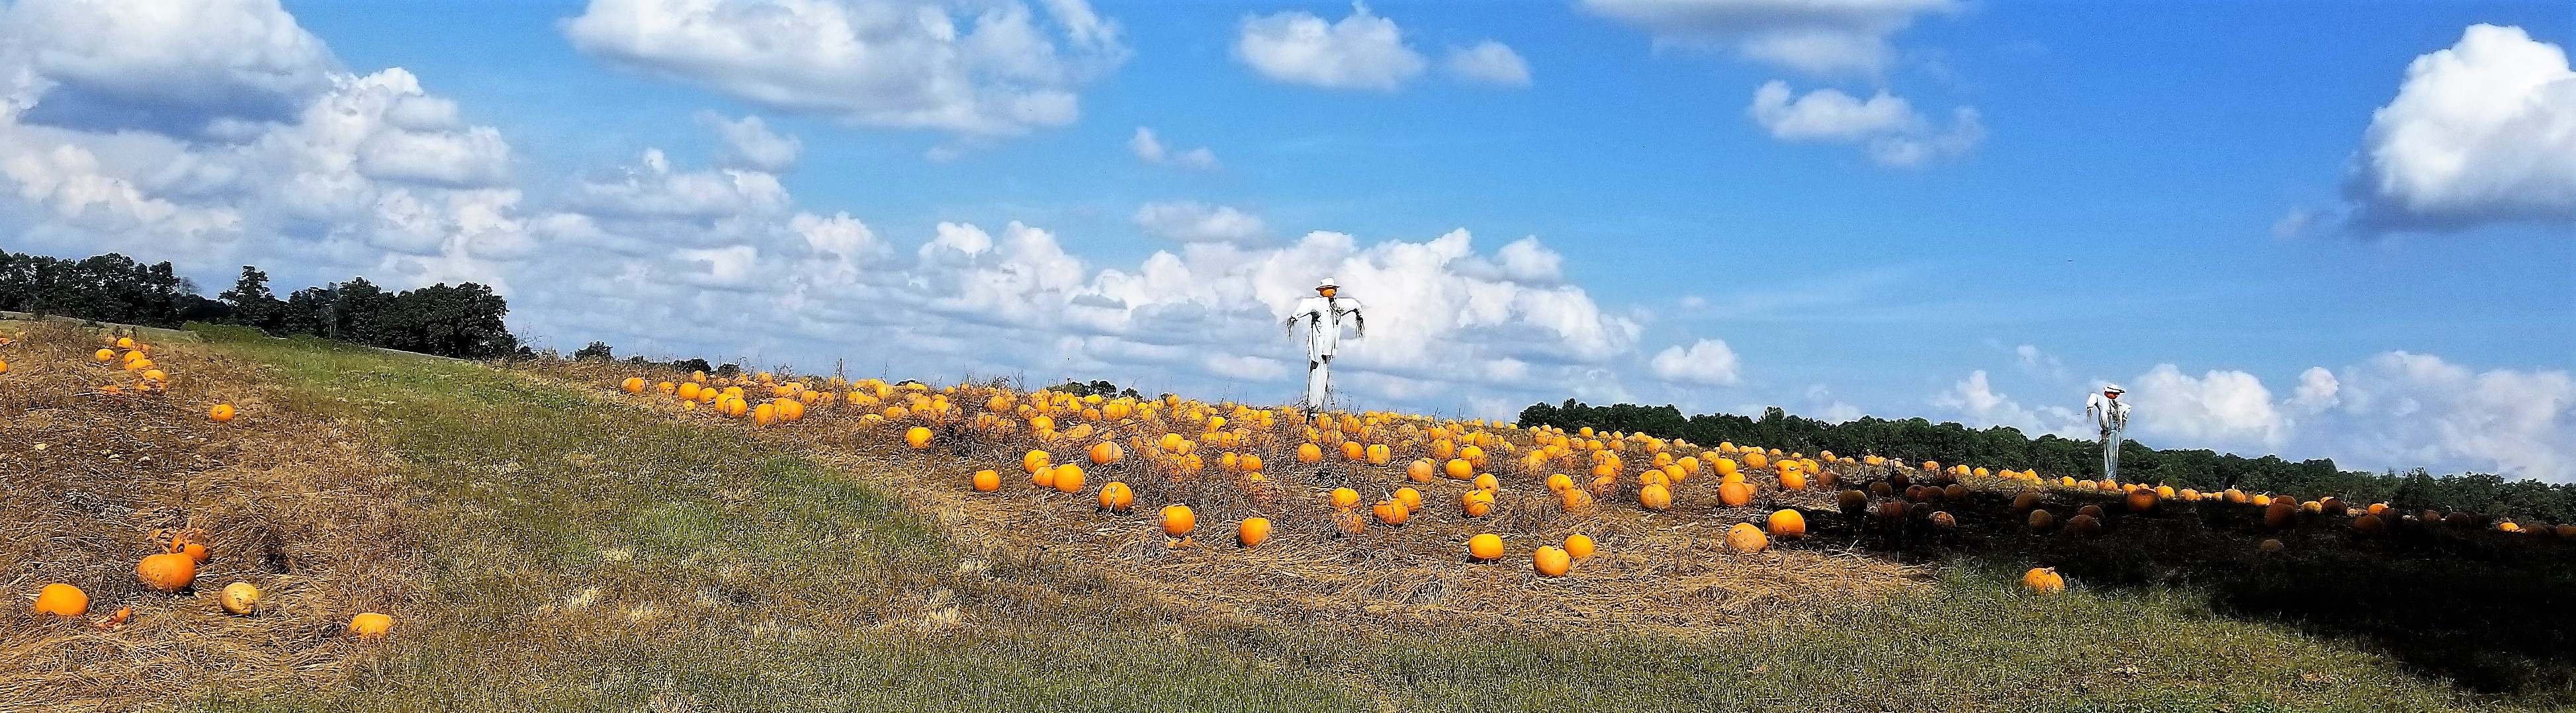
left=2087, top=394, right=2131, bottom=432
left=1290, top=296, right=1363, bottom=359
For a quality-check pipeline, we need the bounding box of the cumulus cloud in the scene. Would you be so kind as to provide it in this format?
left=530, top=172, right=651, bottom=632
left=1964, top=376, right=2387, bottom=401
left=1649, top=338, right=1742, bottom=386
left=1951, top=352, right=2575, bottom=482
left=5, top=0, right=341, bottom=134
left=1579, top=0, right=1956, bottom=75
left=1235, top=3, right=1425, bottom=91
left=2349, top=24, right=2576, bottom=231
left=0, top=0, right=1658, bottom=421
left=2307, top=353, right=2573, bottom=482
left=1128, top=126, right=1218, bottom=169
left=1748, top=80, right=1982, bottom=165
left=701, top=113, right=801, bottom=172
left=1929, top=370, right=2089, bottom=437
left=1444, top=40, right=1531, bottom=87
left=2015, top=344, right=2065, bottom=379
left=1132, top=200, right=1266, bottom=244
left=2128, top=364, right=2288, bottom=449
left=0, top=5, right=529, bottom=292
left=562, top=0, right=1128, bottom=136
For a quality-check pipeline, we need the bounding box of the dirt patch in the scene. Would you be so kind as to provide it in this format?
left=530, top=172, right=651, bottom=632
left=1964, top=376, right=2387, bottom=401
left=0, top=322, right=414, bottom=712
left=525, top=361, right=1928, bottom=639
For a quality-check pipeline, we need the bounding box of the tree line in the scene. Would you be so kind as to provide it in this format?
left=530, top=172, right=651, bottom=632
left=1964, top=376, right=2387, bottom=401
left=1, top=249, right=521, bottom=359
left=1517, top=399, right=2576, bottom=524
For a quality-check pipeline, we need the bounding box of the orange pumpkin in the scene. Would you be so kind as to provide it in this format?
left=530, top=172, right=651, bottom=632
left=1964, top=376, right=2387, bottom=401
left=1930, top=511, right=1957, bottom=529
left=1238, top=517, right=1272, bottom=548
left=1533, top=546, right=1572, bottom=576
left=1877, top=500, right=1910, bottom=522
left=1296, top=442, right=1323, bottom=464
left=972, top=469, right=1000, bottom=492
left=2021, top=567, right=2065, bottom=594
left=1330, top=487, right=1361, bottom=509
left=905, top=426, right=932, bottom=448
left=1161, top=505, right=1196, bottom=536
left=2027, top=509, right=2055, bottom=531
left=349, top=612, right=393, bottom=640
left=1718, top=481, right=1754, bottom=507
left=209, top=403, right=236, bottom=423
left=1098, top=482, right=1135, bottom=511
left=1051, top=464, right=1086, bottom=493
left=137, top=552, right=196, bottom=592
left=1407, top=459, right=1437, bottom=483
left=1638, top=483, right=1673, bottom=511
left=1462, top=489, right=1495, bottom=517
left=1089, top=440, right=1125, bottom=465
left=1372, top=500, right=1411, bottom=525
left=2067, top=513, right=2103, bottom=536
left=1444, top=458, right=1474, bottom=480
left=2264, top=501, right=2297, bottom=529
left=1838, top=489, right=1869, bottom=513
left=2013, top=490, right=2041, bottom=512
left=1394, top=487, right=1422, bottom=511
left=1767, top=509, right=1806, bottom=538
left=1724, top=523, right=1769, bottom=553
left=2125, top=489, right=2158, bottom=514
left=1468, top=533, right=1505, bottom=561
left=1564, top=534, right=1597, bottom=560
left=1023, top=449, right=1052, bottom=474
left=1546, top=474, right=1575, bottom=492
left=33, top=583, right=87, bottom=616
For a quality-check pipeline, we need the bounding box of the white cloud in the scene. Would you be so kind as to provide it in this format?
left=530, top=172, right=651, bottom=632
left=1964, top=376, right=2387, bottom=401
left=0, top=0, right=1659, bottom=420
left=2014, top=344, right=2065, bottom=379
left=2271, top=206, right=2320, bottom=238
left=5, top=0, right=341, bottom=132
left=2308, top=353, right=2572, bottom=481
left=1804, top=384, right=1862, bottom=423
left=1749, top=80, right=1981, bottom=165
left=1929, top=370, right=2088, bottom=437
left=2350, top=24, right=2576, bottom=231
left=1939, top=351, right=2576, bottom=482
left=701, top=113, right=801, bottom=172
left=2291, top=366, right=2339, bottom=413
left=2129, top=364, right=2288, bottom=449
left=1128, top=126, right=1218, bottom=169
left=1579, top=0, right=1957, bottom=75
left=0, top=10, right=530, bottom=292
left=1235, top=3, right=1425, bottom=92
left=1132, top=201, right=1266, bottom=244
left=1444, top=40, right=1531, bottom=87
left=1650, top=338, right=1742, bottom=386
left=562, top=0, right=1128, bottom=136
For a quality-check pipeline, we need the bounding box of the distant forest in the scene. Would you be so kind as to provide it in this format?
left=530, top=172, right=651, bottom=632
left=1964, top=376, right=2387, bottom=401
left=1519, top=399, right=2576, bottom=524
left=0, top=249, right=521, bottom=359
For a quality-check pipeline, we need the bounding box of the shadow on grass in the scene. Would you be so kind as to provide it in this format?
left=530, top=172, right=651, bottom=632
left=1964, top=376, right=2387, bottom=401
left=1789, top=478, right=2576, bottom=707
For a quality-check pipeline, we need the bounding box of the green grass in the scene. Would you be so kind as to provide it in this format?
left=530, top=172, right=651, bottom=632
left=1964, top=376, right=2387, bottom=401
left=179, top=333, right=2526, bottom=712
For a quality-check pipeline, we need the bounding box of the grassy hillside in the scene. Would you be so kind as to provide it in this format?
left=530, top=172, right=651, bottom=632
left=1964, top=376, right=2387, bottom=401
left=4, top=326, right=2555, bottom=712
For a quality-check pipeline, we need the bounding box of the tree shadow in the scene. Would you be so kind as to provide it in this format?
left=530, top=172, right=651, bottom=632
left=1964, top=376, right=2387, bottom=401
left=1791, top=478, right=2576, bottom=706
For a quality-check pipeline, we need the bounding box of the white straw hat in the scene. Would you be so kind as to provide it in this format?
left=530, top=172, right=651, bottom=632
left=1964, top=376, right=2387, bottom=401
left=1317, top=276, right=1339, bottom=289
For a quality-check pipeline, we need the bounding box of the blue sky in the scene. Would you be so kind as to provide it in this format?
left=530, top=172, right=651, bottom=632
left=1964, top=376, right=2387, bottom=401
left=1, top=0, right=2570, bottom=480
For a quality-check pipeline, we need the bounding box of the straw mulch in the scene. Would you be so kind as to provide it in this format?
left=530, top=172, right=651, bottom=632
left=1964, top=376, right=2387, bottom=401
left=0, top=322, right=414, bottom=712
left=529, top=362, right=1929, bottom=639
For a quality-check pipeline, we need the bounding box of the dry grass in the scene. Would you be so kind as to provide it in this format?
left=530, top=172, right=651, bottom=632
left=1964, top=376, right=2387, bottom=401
left=0, top=331, right=2532, bottom=712
left=524, top=360, right=1929, bottom=641
left=0, top=322, right=414, bottom=712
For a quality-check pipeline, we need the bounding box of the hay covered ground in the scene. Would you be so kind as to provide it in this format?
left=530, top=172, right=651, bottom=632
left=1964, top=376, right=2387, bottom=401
left=0, top=323, right=411, bottom=712
left=3, top=327, right=2559, bottom=712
